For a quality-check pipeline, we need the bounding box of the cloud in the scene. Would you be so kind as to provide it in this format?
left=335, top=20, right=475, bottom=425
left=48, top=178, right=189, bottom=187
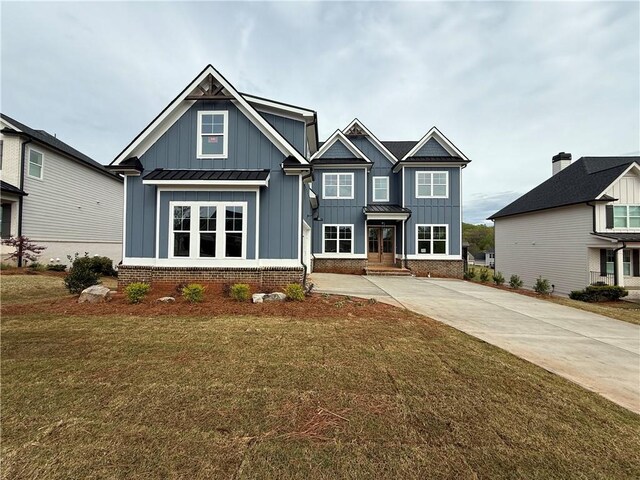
left=464, top=192, right=522, bottom=225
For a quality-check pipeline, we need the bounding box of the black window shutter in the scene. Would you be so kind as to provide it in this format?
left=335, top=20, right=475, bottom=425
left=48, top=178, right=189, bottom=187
left=605, top=206, right=614, bottom=229
left=634, top=250, right=640, bottom=277
left=600, top=249, right=607, bottom=276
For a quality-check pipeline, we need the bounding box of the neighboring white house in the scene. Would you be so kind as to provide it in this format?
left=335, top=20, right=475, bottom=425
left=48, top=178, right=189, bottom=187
left=489, top=153, right=640, bottom=295
left=0, top=114, right=123, bottom=266
left=474, top=249, right=495, bottom=268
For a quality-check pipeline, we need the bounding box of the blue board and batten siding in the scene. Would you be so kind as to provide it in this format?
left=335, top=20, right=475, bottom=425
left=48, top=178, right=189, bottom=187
left=349, top=136, right=398, bottom=205
left=322, top=139, right=356, bottom=158
left=125, top=100, right=301, bottom=260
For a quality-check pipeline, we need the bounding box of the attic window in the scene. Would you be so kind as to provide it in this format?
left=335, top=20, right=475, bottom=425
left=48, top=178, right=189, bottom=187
left=197, top=111, right=228, bottom=159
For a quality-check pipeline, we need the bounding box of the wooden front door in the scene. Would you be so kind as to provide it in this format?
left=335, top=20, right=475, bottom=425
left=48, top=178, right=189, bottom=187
left=367, top=226, right=395, bottom=265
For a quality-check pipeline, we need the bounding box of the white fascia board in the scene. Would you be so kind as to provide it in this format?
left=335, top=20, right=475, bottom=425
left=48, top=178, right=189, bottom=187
left=342, top=118, right=397, bottom=164
left=243, top=95, right=315, bottom=118
left=402, top=126, right=469, bottom=161
left=144, top=178, right=269, bottom=187
left=595, top=162, right=640, bottom=199
left=113, top=65, right=308, bottom=166
left=0, top=118, right=23, bottom=132
left=392, top=161, right=468, bottom=173
left=365, top=213, right=410, bottom=221
left=311, top=130, right=371, bottom=162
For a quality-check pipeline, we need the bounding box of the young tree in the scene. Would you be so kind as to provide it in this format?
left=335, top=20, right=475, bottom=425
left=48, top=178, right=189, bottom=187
left=1, top=236, right=46, bottom=266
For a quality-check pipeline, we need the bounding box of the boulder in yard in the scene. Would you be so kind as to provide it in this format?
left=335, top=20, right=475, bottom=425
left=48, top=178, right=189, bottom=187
left=78, top=285, right=112, bottom=303
left=263, top=292, right=286, bottom=302
left=157, top=296, right=175, bottom=303
left=252, top=293, right=266, bottom=304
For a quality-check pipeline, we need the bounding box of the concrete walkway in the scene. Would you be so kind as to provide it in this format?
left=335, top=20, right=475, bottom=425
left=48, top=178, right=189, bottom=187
left=310, top=273, right=640, bottom=414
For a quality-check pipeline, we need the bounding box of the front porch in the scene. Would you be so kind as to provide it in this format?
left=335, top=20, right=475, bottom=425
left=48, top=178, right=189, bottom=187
left=588, top=242, right=640, bottom=289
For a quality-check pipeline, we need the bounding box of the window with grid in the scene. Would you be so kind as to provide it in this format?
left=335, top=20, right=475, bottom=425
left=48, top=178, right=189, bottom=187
left=417, top=225, right=447, bottom=254
left=225, top=206, right=243, bottom=258
left=416, top=171, right=448, bottom=198
left=173, top=206, right=191, bottom=257
left=324, top=225, right=353, bottom=253
left=198, top=111, right=228, bottom=158
left=372, top=176, right=389, bottom=202
left=199, top=206, right=217, bottom=257
left=614, top=205, right=640, bottom=228
left=28, top=149, right=43, bottom=179
left=323, top=173, right=354, bottom=199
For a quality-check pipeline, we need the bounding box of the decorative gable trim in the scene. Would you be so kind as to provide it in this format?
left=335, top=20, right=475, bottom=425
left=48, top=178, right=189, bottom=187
left=402, top=126, right=469, bottom=161
left=311, top=130, right=371, bottom=162
left=111, top=64, right=309, bottom=166
left=595, top=162, right=640, bottom=200
left=342, top=118, right=398, bottom=164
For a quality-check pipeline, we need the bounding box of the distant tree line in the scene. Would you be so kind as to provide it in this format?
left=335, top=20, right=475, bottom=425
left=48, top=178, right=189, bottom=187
left=463, top=223, right=494, bottom=256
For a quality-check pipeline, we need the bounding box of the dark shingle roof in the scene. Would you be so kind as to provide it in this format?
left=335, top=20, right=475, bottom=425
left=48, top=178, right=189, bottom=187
left=143, top=169, right=270, bottom=182
left=593, top=233, right=640, bottom=242
left=401, top=155, right=468, bottom=164
left=1, top=113, right=120, bottom=181
left=364, top=205, right=411, bottom=213
left=311, top=157, right=370, bottom=165
left=0, top=180, right=27, bottom=196
left=489, top=157, right=640, bottom=220
left=382, top=141, right=417, bottom=160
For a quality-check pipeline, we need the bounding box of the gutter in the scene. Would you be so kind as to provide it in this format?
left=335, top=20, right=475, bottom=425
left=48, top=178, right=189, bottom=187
left=17, top=137, right=32, bottom=267
left=403, top=210, right=412, bottom=269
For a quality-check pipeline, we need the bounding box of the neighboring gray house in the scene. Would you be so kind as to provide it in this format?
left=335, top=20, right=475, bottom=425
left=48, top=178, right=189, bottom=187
left=108, top=65, right=469, bottom=287
left=0, top=114, right=123, bottom=266
left=473, top=249, right=495, bottom=268
left=489, top=153, right=640, bottom=295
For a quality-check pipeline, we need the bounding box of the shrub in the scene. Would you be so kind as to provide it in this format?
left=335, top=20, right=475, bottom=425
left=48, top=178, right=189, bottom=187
left=509, top=274, right=523, bottom=289
left=479, top=268, right=490, bottom=283
left=124, top=282, right=150, bottom=304
left=284, top=283, right=305, bottom=301
left=66, top=253, right=116, bottom=277
left=570, top=285, right=628, bottom=302
left=0, top=262, right=15, bottom=270
left=533, top=276, right=551, bottom=295
left=463, top=267, right=476, bottom=281
left=182, top=283, right=205, bottom=303
left=64, top=255, right=101, bottom=294
left=230, top=283, right=250, bottom=302
left=47, top=264, right=67, bottom=272
left=28, top=262, right=46, bottom=272
left=493, top=271, right=505, bottom=286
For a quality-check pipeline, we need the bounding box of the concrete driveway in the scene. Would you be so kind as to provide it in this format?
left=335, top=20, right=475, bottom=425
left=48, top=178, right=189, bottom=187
left=310, top=273, right=640, bottom=414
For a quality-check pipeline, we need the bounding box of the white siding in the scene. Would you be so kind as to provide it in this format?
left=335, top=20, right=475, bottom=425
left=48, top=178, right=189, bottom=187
left=595, top=170, right=640, bottom=231
left=495, top=204, right=599, bottom=295
left=22, top=144, right=123, bottom=245
left=0, top=133, right=23, bottom=187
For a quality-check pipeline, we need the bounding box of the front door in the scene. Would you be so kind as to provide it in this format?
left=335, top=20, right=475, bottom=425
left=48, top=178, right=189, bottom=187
left=367, top=226, right=395, bottom=265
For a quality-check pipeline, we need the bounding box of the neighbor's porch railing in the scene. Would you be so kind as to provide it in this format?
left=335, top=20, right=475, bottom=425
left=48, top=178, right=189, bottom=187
left=590, top=271, right=615, bottom=286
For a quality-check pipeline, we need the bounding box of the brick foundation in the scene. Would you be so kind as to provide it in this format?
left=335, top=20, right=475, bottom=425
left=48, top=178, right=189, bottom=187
left=118, top=265, right=304, bottom=290
left=312, top=258, right=367, bottom=275
left=405, top=259, right=464, bottom=279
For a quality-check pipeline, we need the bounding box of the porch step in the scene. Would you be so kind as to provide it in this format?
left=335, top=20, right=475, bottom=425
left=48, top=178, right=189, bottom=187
left=365, top=267, right=413, bottom=276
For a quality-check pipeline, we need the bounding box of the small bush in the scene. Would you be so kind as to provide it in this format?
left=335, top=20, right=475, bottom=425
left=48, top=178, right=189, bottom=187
left=464, top=267, right=476, bottom=281
left=284, top=283, right=305, bottom=301
left=0, top=262, right=15, bottom=270
left=28, top=262, right=46, bottom=272
left=230, top=283, right=250, bottom=302
left=47, top=264, right=67, bottom=272
left=479, top=268, right=490, bottom=283
left=64, top=260, right=100, bottom=294
left=124, top=282, right=150, bottom=304
left=509, top=274, right=523, bottom=289
left=533, top=276, right=552, bottom=295
left=182, top=283, right=205, bottom=303
left=570, top=285, right=628, bottom=302
left=493, top=271, right=505, bottom=286
left=66, top=253, right=116, bottom=276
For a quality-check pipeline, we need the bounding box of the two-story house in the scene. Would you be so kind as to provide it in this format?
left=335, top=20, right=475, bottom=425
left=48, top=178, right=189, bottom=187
left=108, top=65, right=468, bottom=288
left=0, top=114, right=123, bottom=266
left=489, top=153, right=640, bottom=295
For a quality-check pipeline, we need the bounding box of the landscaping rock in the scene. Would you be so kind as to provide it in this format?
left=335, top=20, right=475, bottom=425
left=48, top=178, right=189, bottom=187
left=252, top=293, right=266, bottom=304
left=263, top=292, right=286, bottom=302
left=157, top=296, right=175, bottom=303
left=78, top=285, right=112, bottom=303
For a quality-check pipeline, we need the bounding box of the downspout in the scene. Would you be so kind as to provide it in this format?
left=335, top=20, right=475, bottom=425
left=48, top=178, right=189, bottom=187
left=586, top=201, right=596, bottom=233
left=300, top=171, right=313, bottom=288
left=403, top=211, right=412, bottom=269
left=17, top=137, right=32, bottom=267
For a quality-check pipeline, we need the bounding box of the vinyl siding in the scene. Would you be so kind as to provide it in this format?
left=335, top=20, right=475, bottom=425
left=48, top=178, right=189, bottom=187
left=320, top=139, right=356, bottom=159
left=349, top=136, right=399, bottom=204
left=22, top=144, right=123, bottom=243
left=596, top=170, right=640, bottom=231
left=414, top=138, right=450, bottom=157
left=494, top=204, right=596, bottom=295
left=0, top=133, right=22, bottom=187
left=260, top=112, right=306, bottom=155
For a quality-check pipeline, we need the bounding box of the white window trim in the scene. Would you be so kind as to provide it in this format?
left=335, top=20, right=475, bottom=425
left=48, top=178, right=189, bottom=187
left=322, top=224, right=354, bottom=255
left=197, top=110, right=229, bottom=159
left=372, top=176, right=389, bottom=202
left=27, top=147, right=44, bottom=180
left=322, top=172, right=354, bottom=200
left=415, top=224, right=449, bottom=256
left=168, top=201, right=247, bottom=260
left=415, top=171, right=449, bottom=199
left=612, top=204, right=640, bottom=230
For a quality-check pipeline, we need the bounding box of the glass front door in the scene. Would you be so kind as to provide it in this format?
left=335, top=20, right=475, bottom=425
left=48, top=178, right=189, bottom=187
left=367, top=226, right=395, bottom=265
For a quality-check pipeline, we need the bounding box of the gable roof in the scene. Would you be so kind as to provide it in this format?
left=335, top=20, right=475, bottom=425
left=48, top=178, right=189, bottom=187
left=0, top=180, right=27, bottom=196
left=342, top=119, right=398, bottom=164
left=311, top=130, right=371, bottom=163
left=402, top=126, right=469, bottom=161
left=489, top=157, right=640, bottom=220
left=382, top=141, right=418, bottom=160
left=111, top=64, right=308, bottom=166
left=0, top=113, right=120, bottom=181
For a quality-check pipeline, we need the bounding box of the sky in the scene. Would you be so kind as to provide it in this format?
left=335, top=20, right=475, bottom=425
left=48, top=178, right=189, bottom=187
left=2, top=1, right=639, bottom=223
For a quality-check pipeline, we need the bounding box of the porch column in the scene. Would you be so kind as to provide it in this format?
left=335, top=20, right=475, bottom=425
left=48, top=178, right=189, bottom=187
left=615, top=248, right=625, bottom=287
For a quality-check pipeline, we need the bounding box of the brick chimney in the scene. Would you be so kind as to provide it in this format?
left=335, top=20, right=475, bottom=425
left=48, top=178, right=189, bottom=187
left=552, top=152, right=571, bottom=176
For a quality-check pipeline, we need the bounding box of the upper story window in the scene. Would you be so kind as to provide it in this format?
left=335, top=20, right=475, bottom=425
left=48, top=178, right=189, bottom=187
left=416, top=171, right=448, bottom=198
left=416, top=224, right=448, bottom=255
left=372, top=176, right=389, bottom=202
left=613, top=205, right=640, bottom=228
left=197, top=111, right=228, bottom=159
left=28, top=148, right=44, bottom=180
left=323, top=172, right=354, bottom=199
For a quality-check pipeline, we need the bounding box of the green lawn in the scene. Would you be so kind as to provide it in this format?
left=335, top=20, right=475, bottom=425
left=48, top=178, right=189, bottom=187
left=2, top=276, right=639, bottom=478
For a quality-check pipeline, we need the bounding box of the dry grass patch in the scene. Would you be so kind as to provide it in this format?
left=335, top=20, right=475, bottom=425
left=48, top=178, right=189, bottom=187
left=545, top=296, right=640, bottom=325
left=2, top=310, right=639, bottom=479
